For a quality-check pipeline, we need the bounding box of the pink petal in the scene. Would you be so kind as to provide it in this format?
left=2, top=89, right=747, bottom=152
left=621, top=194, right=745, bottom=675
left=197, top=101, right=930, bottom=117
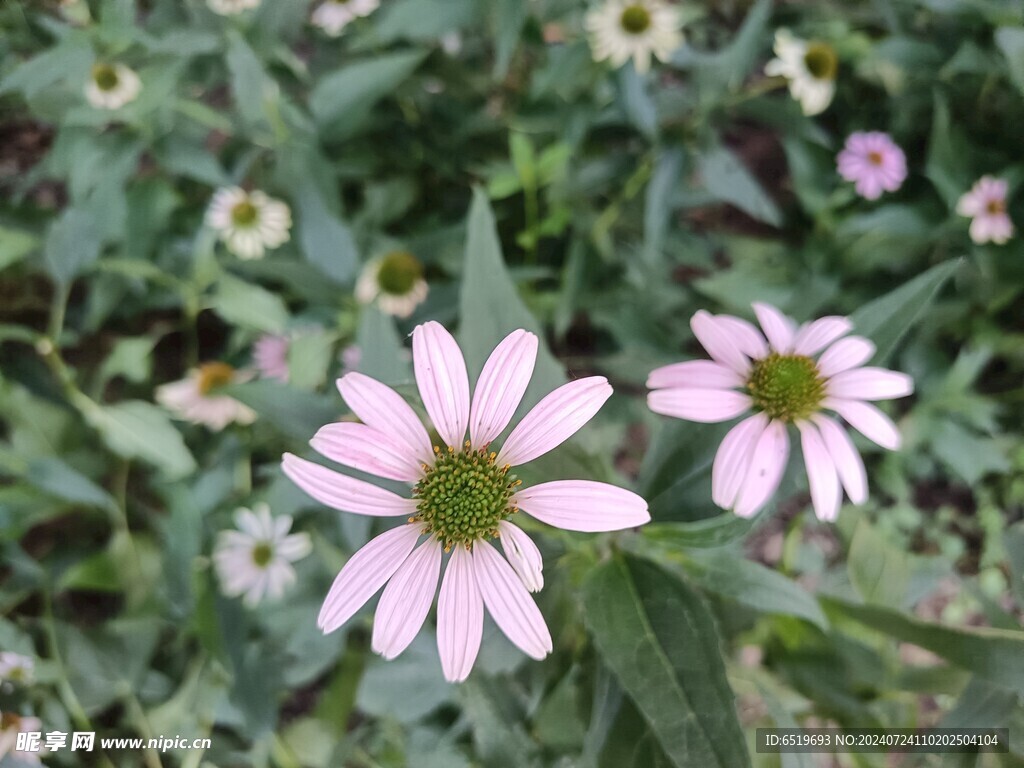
left=437, top=546, right=483, bottom=683
left=311, top=422, right=423, bottom=483
left=753, top=302, right=796, bottom=353
left=317, top=523, right=422, bottom=633
left=498, top=521, right=544, bottom=592
left=797, top=421, right=841, bottom=522
left=413, top=321, right=471, bottom=448
left=793, top=317, right=852, bottom=356
left=712, top=413, right=769, bottom=509
left=813, top=415, right=867, bottom=505
left=337, top=373, right=434, bottom=464
left=469, top=329, right=538, bottom=448
left=282, top=453, right=418, bottom=517
left=472, top=540, right=552, bottom=660
left=497, top=377, right=611, bottom=466
left=690, top=311, right=751, bottom=374
left=733, top=420, right=790, bottom=518
left=826, top=368, right=914, bottom=400
left=646, top=360, right=744, bottom=390
left=824, top=398, right=902, bottom=450
left=816, top=337, right=876, bottom=378
left=372, top=537, right=442, bottom=659
left=714, top=316, right=770, bottom=359
left=514, top=480, right=650, bottom=532
left=646, top=388, right=752, bottom=423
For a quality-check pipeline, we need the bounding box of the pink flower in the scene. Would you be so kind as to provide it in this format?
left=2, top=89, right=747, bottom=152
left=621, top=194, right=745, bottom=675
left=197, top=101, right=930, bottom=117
left=836, top=132, right=907, bottom=200
left=956, top=176, right=1015, bottom=245
left=282, top=322, right=649, bottom=682
left=252, top=334, right=290, bottom=383
left=646, top=303, right=914, bottom=522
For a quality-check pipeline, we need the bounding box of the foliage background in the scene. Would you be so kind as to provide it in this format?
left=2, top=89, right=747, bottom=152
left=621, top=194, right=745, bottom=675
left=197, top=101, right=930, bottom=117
left=1, top=0, right=1023, bottom=766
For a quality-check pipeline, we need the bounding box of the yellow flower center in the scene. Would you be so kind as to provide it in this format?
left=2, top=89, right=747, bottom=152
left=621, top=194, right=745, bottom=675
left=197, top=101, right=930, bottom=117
left=92, top=64, right=120, bottom=92
left=197, top=362, right=236, bottom=394
left=747, top=353, right=825, bottom=422
left=411, top=444, right=521, bottom=551
left=803, top=42, right=838, bottom=81
left=619, top=4, right=652, bottom=34
left=867, top=150, right=883, bottom=166
left=231, top=200, right=259, bottom=227
left=251, top=542, right=274, bottom=567
left=986, top=199, right=1005, bottom=215
left=376, top=250, right=424, bottom=296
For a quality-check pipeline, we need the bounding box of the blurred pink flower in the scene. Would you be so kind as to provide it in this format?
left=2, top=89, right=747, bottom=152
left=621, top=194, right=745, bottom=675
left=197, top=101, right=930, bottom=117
left=283, top=322, right=649, bottom=682
left=836, top=132, right=907, bottom=200
left=156, top=362, right=256, bottom=431
left=957, top=176, right=1015, bottom=245
left=647, top=303, right=913, bottom=522
left=252, top=334, right=290, bottom=383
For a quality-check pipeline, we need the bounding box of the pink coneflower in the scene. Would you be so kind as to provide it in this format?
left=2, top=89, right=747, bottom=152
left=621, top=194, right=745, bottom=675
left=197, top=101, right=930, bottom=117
left=956, top=176, right=1015, bottom=245
left=252, top=334, right=290, bottom=383
left=646, top=303, right=913, bottom=522
left=282, top=322, right=649, bottom=682
left=836, top=132, right=907, bottom=200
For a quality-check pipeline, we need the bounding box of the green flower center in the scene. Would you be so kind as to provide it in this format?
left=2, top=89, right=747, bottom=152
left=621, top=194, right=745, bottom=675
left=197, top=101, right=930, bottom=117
left=803, top=42, right=838, bottom=80
left=197, top=362, right=235, bottom=395
left=620, top=4, right=651, bottom=34
left=92, top=64, right=120, bottom=91
left=231, top=200, right=259, bottom=227
left=411, top=444, right=520, bottom=551
left=747, top=353, right=825, bottom=422
left=251, top=542, right=274, bottom=567
left=377, top=250, right=424, bottom=296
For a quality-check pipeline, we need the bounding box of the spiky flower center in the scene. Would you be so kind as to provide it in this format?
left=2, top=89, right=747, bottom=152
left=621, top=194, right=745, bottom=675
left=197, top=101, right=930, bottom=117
left=197, top=362, right=236, bottom=395
left=377, top=250, right=424, bottom=296
left=803, top=42, right=838, bottom=80
left=231, top=200, right=259, bottom=227
left=251, top=542, right=274, bottom=567
left=92, top=64, right=120, bottom=91
left=986, top=198, right=1005, bottom=215
left=747, top=353, right=825, bottom=422
left=411, top=444, right=520, bottom=551
left=620, top=4, right=651, bottom=34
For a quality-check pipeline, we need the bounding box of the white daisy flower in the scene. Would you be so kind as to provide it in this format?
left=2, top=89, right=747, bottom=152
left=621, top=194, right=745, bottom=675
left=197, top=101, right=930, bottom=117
left=84, top=63, right=141, bottom=110
left=0, top=714, right=46, bottom=764
left=205, top=187, right=292, bottom=260
left=311, top=0, right=379, bottom=37
left=213, top=503, right=312, bottom=607
left=764, top=29, right=837, bottom=116
left=355, top=251, right=429, bottom=318
left=156, top=362, right=257, bottom=431
left=585, top=0, right=682, bottom=74
left=0, top=653, right=33, bottom=686
left=208, top=0, right=260, bottom=15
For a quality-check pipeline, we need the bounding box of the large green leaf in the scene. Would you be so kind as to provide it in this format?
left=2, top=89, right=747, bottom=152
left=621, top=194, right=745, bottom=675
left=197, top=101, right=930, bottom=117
left=83, top=400, right=197, bottom=479
left=457, top=189, right=565, bottom=405
left=0, top=226, right=39, bottom=271
left=223, top=381, right=340, bottom=441
left=583, top=555, right=751, bottom=768
left=848, top=259, right=962, bottom=364
left=44, top=208, right=102, bottom=286
left=847, top=518, right=909, bottom=609
left=698, top=146, right=782, bottom=227
left=824, top=597, right=1024, bottom=697
left=310, top=50, right=426, bottom=138
left=355, top=305, right=411, bottom=386
left=639, top=515, right=754, bottom=549
left=211, top=272, right=289, bottom=333
left=995, top=27, right=1024, bottom=98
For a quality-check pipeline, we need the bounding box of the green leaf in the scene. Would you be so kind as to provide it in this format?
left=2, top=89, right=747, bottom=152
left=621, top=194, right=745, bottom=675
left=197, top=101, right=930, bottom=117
left=83, top=400, right=197, bottom=479
left=355, top=305, right=411, bottom=386
left=848, top=259, right=961, bottom=364
left=58, top=551, right=121, bottom=592
left=44, top=208, right=102, bottom=286
left=924, top=96, right=972, bottom=208
left=287, top=330, right=336, bottom=391
left=457, top=189, right=565, bottom=404
left=847, top=518, right=909, bottom=609
left=223, top=381, right=339, bottom=441
left=995, top=27, right=1024, bottom=98
left=310, top=50, right=427, bottom=138
left=375, top=0, right=480, bottom=42
left=491, top=0, right=527, bottom=78
left=225, top=29, right=276, bottom=131
left=211, top=272, right=289, bottom=333
left=691, top=0, right=771, bottom=92
left=698, top=146, right=782, bottom=227
left=640, top=516, right=753, bottom=549
left=25, top=457, right=118, bottom=514
left=824, top=596, right=1024, bottom=697
left=0, top=226, right=39, bottom=271
left=644, top=149, right=684, bottom=265
left=583, top=555, right=751, bottom=768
